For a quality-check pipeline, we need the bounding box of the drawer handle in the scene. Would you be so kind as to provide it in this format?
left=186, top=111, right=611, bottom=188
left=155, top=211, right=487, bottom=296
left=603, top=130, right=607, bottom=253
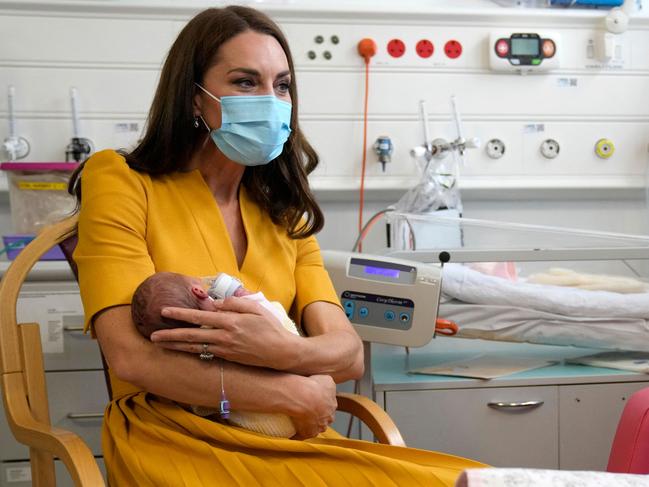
left=487, top=400, right=544, bottom=410
left=63, top=325, right=84, bottom=332
left=67, top=412, right=104, bottom=419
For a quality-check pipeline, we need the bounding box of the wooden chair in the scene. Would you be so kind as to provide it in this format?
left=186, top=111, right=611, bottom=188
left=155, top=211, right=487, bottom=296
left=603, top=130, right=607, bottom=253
left=0, top=215, right=405, bottom=487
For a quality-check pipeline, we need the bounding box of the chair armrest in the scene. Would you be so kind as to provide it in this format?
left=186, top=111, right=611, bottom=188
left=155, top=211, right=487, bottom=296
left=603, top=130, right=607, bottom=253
left=336, top=392, right=406, bottom=446
left=2, top=372, right=105, bottom=487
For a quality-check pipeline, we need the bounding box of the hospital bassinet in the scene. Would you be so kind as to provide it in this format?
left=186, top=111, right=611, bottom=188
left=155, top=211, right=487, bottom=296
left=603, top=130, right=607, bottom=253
left=383, top=212, right=649, bottom=352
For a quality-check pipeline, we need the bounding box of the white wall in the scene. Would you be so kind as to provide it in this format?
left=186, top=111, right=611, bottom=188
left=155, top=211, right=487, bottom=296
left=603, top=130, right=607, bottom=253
left=1, top=0, right=648, bottom=250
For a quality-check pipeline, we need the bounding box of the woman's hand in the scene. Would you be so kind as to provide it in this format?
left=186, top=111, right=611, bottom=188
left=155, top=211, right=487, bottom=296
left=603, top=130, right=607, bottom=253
left=149, top=297, right=300, bottom=369
left=291, top=374, right=337, bottom=440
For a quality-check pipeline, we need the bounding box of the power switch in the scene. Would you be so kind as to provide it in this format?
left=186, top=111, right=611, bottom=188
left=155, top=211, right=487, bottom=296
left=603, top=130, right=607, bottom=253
left=542, top=39, right=556, bottom=58
left=495, top=39, right=509, bottom=58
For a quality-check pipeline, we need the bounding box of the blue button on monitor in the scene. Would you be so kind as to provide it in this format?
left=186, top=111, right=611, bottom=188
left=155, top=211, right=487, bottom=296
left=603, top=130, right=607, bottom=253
left=384, top=310, right=395, bottom=321
left=343, top=300, right=354, bottom=319
left=359, top=307, right=369, bottom=318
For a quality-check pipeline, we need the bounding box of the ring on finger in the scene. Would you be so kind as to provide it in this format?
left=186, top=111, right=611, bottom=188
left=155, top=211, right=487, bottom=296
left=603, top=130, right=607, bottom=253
left=199, top=343, right=214, bottom=361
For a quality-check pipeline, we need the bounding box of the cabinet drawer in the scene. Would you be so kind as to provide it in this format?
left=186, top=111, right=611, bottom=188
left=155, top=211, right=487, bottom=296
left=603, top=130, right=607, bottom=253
left=0, top=370, right=108, bottom=460
left=559, top=381, right=649, bottom=471
left=0, top=458, right=106, bottom=487
left=385, top=386, right=558, bottom=468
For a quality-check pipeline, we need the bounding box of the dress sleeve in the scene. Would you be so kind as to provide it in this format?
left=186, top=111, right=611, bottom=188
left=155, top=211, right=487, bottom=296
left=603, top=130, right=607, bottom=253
left=292, top=234, right=341, bottom=328
left=74, top=150, right=155, bottom=333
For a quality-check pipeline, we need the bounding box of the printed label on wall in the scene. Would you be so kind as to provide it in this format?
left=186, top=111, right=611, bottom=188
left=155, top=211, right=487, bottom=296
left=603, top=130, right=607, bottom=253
left=5, top=466, right=31, bottom=482
left=17, top=291, right=84, bottom=354
left=556, top=78, right=578, bottom=88
left=523, top=123, right=545, bottom=134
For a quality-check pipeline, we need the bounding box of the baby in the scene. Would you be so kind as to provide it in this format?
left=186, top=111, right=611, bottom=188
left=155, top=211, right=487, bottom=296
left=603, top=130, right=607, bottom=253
left=131, top=271, right=298, bottom=438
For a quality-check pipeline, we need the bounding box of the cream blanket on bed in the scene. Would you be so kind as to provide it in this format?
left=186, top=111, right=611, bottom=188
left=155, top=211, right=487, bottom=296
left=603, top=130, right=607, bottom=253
left=527, top=267, right=649, bottom=294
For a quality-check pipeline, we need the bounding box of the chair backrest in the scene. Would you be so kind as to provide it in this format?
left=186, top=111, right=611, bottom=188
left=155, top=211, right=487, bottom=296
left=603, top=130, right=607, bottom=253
left=608, top=386, right=649, bottom=474
left=0, top=215, right=105, bottom=486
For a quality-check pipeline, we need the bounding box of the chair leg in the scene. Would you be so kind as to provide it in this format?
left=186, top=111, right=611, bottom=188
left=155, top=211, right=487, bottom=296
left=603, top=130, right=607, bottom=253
left=20, top=324, right=56, bottom=485
left=30, top=447, right=56, bottom=487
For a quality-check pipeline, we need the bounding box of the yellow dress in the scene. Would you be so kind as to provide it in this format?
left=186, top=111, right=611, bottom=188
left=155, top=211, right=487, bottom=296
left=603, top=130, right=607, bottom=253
left=75, top=150, right=486, bottom=486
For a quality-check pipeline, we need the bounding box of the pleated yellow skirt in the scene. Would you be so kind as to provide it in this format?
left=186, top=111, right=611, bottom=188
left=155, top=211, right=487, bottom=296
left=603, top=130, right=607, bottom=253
left=103, top=393, right=487, bottom=486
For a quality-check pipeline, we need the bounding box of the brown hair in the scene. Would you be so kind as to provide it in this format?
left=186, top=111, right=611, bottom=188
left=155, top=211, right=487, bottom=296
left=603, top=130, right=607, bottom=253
left=69, top=6, right=323, bottom=238
left=131, top=272, right=202, bottom=338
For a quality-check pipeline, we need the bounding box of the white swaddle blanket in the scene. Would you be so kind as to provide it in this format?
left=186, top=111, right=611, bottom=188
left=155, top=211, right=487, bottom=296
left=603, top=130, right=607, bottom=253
left=442, top=264, right=649, bottom=319
left=225, top=292, right=298, bottom=438
left=192, top=292, right=297, bottom=438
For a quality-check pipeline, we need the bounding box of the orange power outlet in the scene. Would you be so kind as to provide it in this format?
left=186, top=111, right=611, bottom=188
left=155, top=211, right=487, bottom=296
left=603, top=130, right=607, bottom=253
left=444, top=40, right=462, bottom=59
left=415, top=39, right=434, bottom=58
left=387, top=39, right=406, bottom=58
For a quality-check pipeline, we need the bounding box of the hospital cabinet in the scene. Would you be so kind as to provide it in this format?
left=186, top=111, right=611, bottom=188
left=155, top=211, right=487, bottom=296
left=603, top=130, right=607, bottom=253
left=373, top=338, right=649, bottom=470
left=0, top=264, right=108, bottom=486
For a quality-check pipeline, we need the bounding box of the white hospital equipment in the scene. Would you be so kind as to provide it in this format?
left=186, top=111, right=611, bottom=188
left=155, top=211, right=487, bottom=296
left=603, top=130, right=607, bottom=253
left=323, top=250, right=446, bottom=404
left=65, top=87, right=93, bottom=163
left=596, top=8, right=630, bottom=62
left=385, top=212, right=649, bottom=352
left=328, top=211, right=649, bottom=380
left=489, top=31, right=560, bottom=73
left=323, top=250, right=443, bottom=348
left=2, top=86, right=30, bottom=162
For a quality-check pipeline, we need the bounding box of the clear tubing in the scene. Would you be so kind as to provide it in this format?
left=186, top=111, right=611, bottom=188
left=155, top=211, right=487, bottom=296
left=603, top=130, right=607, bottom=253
left=70, top=87, right=80, bottom=137
left=450, top=94, right=464, bottom=141
left=645, top=153, right=649, bottom=222
left=419, top=100, right=431, bottom=153
left=7, top=85, right=16, bottom=137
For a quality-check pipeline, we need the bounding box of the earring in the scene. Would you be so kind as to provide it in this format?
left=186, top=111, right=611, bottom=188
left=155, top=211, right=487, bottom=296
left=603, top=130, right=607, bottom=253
left=193, top=116, right=200, bottom=129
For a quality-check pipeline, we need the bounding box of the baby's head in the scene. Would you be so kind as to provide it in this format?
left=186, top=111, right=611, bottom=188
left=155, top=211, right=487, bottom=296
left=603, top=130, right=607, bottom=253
left=132, top=271, right=250, bottom=338
left=131, top=272, right=214, bottom=338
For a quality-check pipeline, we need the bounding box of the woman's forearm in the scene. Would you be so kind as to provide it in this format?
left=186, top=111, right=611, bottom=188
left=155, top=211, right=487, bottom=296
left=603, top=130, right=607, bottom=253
left=96, top=305, right=316, bottom=416
left=137, top=345, right=314, bottom=414
left=142, top=300, right=365, bottom=383
left=282, top=302, right=364, bottom=383
left=285, top=329, right=364, bottom=383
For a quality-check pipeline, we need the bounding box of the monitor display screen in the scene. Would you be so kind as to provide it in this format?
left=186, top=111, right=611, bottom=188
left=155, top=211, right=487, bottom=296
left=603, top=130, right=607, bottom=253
left=364, top=265, right=400, bottom=279
left=349, top=257, right=416, bottom=284
left=511, top=38, right=539, bottom=57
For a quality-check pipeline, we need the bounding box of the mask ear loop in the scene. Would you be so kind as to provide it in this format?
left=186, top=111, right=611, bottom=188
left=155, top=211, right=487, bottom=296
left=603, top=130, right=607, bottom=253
left=194, top=82, right=222, bottom=135
left=198, top=115, right=212, bottom=132
left=195, top=82, right=222, bottom=104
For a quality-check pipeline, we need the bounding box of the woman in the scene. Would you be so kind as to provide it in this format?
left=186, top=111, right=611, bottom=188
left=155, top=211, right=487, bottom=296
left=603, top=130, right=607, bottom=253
left=72, top=6, right=486, bottom=485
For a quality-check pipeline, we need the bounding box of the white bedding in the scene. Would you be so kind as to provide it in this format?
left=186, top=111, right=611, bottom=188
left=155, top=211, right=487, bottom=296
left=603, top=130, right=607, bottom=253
left=440, top=264, right=649, bottom=351
left=442, top=264, right=649, bottom=319
left=440, top=301, right=649, bottom=352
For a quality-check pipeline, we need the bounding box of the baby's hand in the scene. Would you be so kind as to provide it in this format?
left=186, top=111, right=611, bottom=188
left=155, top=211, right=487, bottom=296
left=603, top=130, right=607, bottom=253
left=233, top=287, right=251, bottom=297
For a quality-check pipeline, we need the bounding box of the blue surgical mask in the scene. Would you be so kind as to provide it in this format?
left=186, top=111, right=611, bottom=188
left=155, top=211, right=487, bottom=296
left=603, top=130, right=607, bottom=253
left=195, top=83, right=292, bottom=166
